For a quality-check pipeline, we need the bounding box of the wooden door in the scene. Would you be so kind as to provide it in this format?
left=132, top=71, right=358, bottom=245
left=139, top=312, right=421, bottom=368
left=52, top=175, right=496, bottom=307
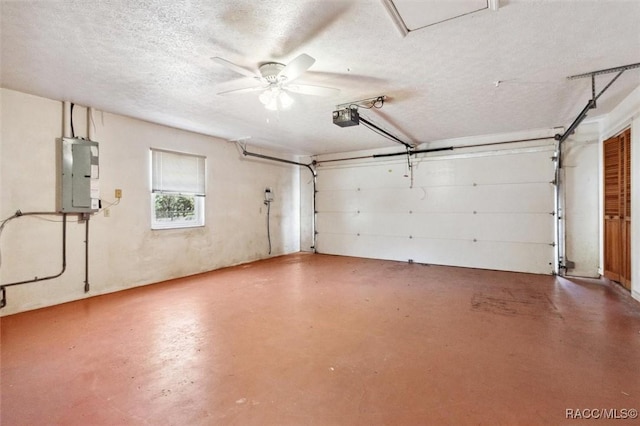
left=621, top=130, right=631, bottom=289
left=603, top=135, right=622, bottom=281
left=603, top=129, right=631, bottom=289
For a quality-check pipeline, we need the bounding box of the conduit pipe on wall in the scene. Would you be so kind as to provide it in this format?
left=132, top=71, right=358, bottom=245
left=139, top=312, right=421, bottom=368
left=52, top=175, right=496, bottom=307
left=0, top=212, right=67, bottom=308
left=64, top=101, right=93, bottom=291
left=87, top=107, right=95, bottom=141
left=84, top=215, right=90, bottom=292
left=63, top=101, right=72, bottom=138
left=239, top=146, right=318, bottom=252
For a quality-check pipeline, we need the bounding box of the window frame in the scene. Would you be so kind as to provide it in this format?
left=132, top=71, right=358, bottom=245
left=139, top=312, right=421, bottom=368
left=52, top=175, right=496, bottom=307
left=150, top=148, right=206, bottom=230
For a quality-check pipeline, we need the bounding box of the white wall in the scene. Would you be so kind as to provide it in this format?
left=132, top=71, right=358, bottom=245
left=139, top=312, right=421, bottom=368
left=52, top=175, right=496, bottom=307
left=0, top=89, right=301, bottom=315
left=562, top=122, right=600, bottom=278
left=598, top=84, right=640, bottom=302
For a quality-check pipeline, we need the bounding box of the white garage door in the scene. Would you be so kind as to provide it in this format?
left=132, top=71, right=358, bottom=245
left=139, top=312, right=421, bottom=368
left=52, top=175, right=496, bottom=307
left=315, top=144, right=557, bottom=274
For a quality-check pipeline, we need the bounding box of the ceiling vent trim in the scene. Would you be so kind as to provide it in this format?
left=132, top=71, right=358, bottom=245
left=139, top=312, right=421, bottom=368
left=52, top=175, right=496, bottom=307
left=381, top=0, right=499, bottom=38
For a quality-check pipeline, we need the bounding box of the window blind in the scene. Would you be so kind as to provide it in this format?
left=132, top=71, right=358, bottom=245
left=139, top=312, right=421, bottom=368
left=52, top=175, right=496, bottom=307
left=151, top=149, right=206, bottom=196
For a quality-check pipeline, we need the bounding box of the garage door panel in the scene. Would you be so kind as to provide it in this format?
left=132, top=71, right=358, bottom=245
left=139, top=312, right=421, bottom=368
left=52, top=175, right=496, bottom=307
left=317, top=211, right=359, bottom=235
left=471, top=184, right=554, bottom=212
left=423, top=150, right=555, bottom=185
left=319, top=212, right=473, bottom=240
left=472, top=213, right=554, bottom=243
left=410, top=239, right=553, bottom=274
left=317, top=163, right=409, bottom=191
left=317, top=235, right=553, bottom=275
left=315, top=145, right=556, bottom=274
left=319, top=211, right=553, bottom=245
left=316, top=189, right=360, bottom=212
left=318, top=233, right=414, bottom=261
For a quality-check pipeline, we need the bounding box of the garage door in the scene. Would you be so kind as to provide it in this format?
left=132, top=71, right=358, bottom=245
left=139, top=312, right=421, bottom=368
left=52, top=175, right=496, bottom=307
left=315, top=144, right=557, bottom=274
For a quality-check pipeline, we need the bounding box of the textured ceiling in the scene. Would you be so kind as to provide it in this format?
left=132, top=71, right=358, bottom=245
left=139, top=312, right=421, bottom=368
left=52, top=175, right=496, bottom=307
left=1, top=0, right=639, bottom=155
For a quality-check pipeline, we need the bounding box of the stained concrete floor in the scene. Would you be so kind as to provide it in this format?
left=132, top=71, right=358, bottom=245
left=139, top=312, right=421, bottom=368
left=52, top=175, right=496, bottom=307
left=1, top=253, right=640, bottom=425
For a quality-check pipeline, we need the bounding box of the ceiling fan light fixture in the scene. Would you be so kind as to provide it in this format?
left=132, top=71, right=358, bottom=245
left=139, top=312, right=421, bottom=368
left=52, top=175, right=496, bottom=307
left=277, top=90, right=294, bottom=110
left=259, top=87, right=293, bottom=111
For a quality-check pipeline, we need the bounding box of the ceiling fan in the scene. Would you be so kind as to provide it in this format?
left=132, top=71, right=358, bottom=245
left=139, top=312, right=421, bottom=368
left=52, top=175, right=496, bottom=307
left=212, top=54, right=340, bottom=110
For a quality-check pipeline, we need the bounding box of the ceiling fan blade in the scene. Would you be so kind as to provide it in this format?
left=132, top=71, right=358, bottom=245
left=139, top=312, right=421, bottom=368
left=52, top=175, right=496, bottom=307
left=217, top=85, right=268, bottom=96
left=211, top=57, right=260, bottom=80
left=285, top=84, right=340, bottom=97
left=277, top=53, right=315, bottom=82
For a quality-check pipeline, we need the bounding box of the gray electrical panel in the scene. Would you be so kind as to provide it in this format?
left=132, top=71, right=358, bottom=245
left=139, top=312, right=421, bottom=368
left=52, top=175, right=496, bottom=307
left=59, top=138, right=100, bottom=213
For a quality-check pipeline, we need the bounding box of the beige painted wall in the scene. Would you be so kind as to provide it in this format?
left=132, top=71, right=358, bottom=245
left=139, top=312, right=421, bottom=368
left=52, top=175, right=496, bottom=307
left=562, top=123, right=600, bottom=278
left=0, top=89, right=301, bottom=315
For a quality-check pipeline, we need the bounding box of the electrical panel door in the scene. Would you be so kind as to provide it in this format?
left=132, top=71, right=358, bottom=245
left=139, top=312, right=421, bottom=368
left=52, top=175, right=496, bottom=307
left=59, top=138, right=99, bottom=213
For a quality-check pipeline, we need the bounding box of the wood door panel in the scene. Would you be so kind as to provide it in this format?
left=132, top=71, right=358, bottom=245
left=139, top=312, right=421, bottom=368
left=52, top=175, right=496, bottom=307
left=623, top=131, right=631, bottom=218
left=602, top=130, right=631, bottom=289
left=604, top=218, right=621, bottom=282
left=621, top=129, right=631, bottom=288
left=603, top=137, right=621, bottom=217
left=622, top=219, right=631, bottom=289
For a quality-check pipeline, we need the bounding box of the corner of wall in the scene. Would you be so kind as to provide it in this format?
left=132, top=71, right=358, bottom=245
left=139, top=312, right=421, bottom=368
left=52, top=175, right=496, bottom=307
left=601, top=84, right=640, bottom=139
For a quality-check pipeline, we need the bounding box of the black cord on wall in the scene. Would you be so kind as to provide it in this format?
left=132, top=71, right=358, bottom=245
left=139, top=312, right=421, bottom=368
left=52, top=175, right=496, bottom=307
left=70, top=103, right=75, bottom=138
left=266, top=200, right=272, bottom=255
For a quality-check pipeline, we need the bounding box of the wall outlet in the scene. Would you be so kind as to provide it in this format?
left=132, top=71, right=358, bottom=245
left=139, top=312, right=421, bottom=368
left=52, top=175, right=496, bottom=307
left=104, top=208, right=110, bottom=217
left=264, top=187, right=274, bottom=202
left=115, top=189, right=122, bottom=199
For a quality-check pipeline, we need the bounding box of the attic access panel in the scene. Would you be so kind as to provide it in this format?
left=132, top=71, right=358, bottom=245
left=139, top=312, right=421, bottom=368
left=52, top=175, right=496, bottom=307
left=383, top=0, right=496, bottom=34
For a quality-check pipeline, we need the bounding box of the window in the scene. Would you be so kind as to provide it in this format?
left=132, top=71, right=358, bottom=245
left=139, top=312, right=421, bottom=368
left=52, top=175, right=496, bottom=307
left=150, top=148, right=206, bottom=229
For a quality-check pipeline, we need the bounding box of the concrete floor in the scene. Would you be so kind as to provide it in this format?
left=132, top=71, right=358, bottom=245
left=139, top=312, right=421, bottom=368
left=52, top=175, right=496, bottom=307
left=1, top=253, right=639, bottom=425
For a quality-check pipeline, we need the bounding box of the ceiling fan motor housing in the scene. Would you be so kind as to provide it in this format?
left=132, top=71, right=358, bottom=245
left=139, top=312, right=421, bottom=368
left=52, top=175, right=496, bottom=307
left=259, top=62, right=285, bottom=83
